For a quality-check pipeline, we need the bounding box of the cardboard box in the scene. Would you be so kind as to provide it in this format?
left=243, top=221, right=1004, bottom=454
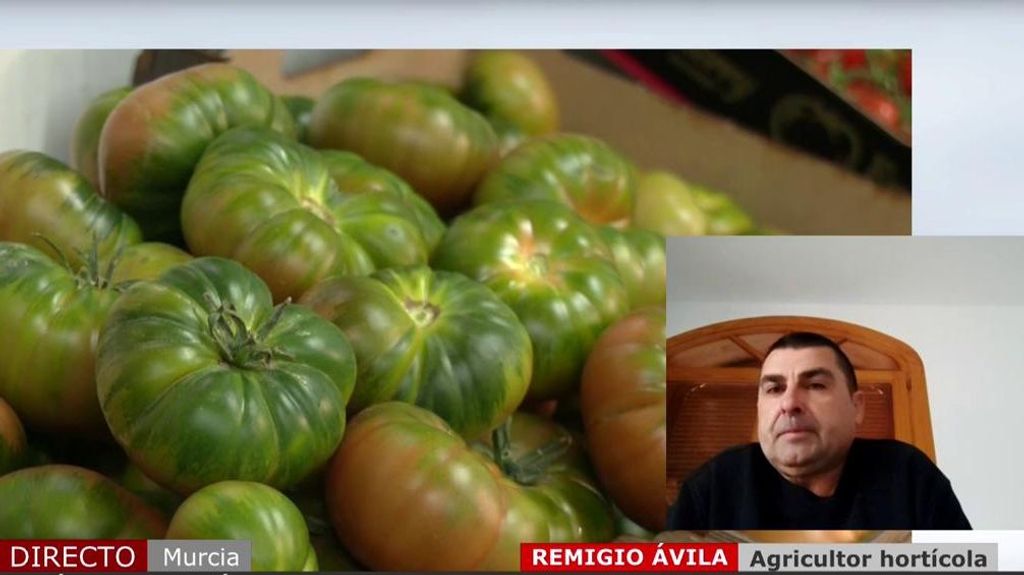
left=570, top=50, right=912, bottom=190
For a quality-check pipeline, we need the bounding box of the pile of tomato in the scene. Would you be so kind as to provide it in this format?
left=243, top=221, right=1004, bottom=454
left=0, top=51, right=753, bottom=571
left=787, top=49, right=912, bottom=139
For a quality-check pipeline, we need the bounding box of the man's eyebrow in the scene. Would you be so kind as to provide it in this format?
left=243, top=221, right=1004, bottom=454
left=800, top=367, right=835, bottom=380
left=759, top=374, right=785, bottom=386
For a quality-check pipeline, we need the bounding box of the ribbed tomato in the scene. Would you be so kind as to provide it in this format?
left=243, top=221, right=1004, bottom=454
left=182, top=127, right=433, bottom=302
left=474, top=134, right=636, bottom=229
left=97, top=257, right=356, bottom=494
left=320, top=149, right=446, bottom=253
left=72, top=86, right=131, bottom=189
left=432, top=199, right=629, bottom=400
left=581, top=307, right=666, bottom=531
left=0, top=465, right=167, bottom=538
left=99, top=64, right=295, bottom=243
left=300, top=265, right=532, bottom=439
left=326, top=402, right=615, bottom=571
left=0, top=237, right=190, bottom=437
left=308, top=77, right=499, bottom=216
left=0, top=150, right=141, bottom=268
left=0, top=242, right=123, bottom=435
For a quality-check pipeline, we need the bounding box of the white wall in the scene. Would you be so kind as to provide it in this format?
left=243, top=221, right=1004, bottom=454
left=667, top=237, right=1024, bottom=529
left=0, top=50, right=138, bottom=162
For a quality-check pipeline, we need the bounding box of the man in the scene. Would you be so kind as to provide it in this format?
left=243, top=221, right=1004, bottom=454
left=667, top=331, right=971, bottom=530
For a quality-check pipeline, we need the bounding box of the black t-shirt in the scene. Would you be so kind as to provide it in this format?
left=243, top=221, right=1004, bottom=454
left=667, top=438, right=972, bottom=530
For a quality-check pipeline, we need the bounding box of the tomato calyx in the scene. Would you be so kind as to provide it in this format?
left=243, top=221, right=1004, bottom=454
left=205, top=293, right=294, bottom=369
left=403, top=299, right=441, bottom=327
left=490, top=419, right=572, bottom=486
left=34, top=233, right=124, bottom=291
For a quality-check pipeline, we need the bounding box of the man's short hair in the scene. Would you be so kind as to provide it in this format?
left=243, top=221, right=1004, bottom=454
left=765, top=332, right=858, bottom=393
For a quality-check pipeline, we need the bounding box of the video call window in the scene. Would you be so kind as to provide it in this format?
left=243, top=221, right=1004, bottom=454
left=664, top=316, right=969, bottom=532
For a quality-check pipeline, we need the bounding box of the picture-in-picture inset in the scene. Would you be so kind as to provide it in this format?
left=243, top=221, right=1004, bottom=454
left=664, top=236, right=1024, bottom=541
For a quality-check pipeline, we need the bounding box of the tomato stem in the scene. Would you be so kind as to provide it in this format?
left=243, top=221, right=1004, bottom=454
left=492, top=420, right=513, bottom=473
left=32, top=234, right=74, bottom=273
left=204, top=293, right=294, bottom=369
left=31, top=232, right=125, bottom=291
left=490, top=419, right=573, bottom=486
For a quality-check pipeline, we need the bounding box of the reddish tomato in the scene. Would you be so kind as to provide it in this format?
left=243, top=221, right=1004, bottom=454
left=801, top=49, right=867, bottom=78
left=846, top=82, right=901, bottom=132
left=581, top=308, right=666, bottom=532
left=839, top=49, right=868, bottom=69
left=812, top=49, right=866, bottom=67
left=900, top=55, right=912, bottom=95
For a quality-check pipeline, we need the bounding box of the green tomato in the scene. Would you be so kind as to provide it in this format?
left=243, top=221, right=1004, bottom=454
left=691, top=185, right=757, bottom=235
left=72, top=86, right=131, bottom=189
left=300, top=266, right=531, bottom=439
left=0, top=150, right=142, bottom=269
left=97, top=257, right=356, bottom=494
left=282, top=95, right=315, bottom=144
left=326, top=403, right=615, bottom=571
left=462, top=51, right=559, bottom=149
left=182, top=127, right=432, bottom=302
left=475, top=134, right=636, bottom=229
left=308, top=77, right=499, bottom=217
left=168, top=481, right=315, bottom=572
left=320, top=149, right=446, bottom=253
left=0, top=464, right=167, bottom=538
left=0, top=397, right=27, bottom=475
left=0, top=242, right=123, bottom=435
left=111, top=242, right=193, bottom=284
left=432, top=200, right=629, bottom=400
left=598, top=226, right=666, bottom=310
left=99, top=64, right=296, bottom=244
left=633, top=171, right=709, bottom=236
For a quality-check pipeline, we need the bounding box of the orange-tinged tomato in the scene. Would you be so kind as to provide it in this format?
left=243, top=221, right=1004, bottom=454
left=581, top=307, right=667, bottom=531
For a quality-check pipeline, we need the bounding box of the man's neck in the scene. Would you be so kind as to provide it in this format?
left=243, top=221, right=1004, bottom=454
left=781, top=461, right=846, bottom=498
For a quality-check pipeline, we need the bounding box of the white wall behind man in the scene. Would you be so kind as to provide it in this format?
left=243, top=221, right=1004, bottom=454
left=667, top=237, right=1024, bottom=529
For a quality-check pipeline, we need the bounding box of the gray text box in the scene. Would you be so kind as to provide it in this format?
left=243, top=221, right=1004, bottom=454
left=148, top=540, right=251, bottom=572
left=740, top=543, right=997, bottom=572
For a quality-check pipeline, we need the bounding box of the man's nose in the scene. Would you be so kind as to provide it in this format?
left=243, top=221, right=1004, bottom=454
left=779, top=385, right=805, bottom=414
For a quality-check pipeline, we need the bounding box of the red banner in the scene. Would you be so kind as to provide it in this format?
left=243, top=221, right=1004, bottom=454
left=0, top=540, right=148, bottom=573
left=521, top=542, right=739, bottom=572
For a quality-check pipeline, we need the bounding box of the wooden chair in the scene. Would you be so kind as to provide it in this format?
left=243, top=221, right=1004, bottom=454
left=665, top=315, right=935, bottom=510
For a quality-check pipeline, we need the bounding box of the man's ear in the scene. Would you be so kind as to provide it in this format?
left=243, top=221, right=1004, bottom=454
left=851, top=389, right=866, bottom=426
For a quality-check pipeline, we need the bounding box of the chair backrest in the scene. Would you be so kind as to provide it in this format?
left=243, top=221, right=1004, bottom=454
left=665, top=315, right=934, bottom=505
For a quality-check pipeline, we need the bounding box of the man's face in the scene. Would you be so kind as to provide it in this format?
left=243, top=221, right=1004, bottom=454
left=757, top=346, right=865, bottom=479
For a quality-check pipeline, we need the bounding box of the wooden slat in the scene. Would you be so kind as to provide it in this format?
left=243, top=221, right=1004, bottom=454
left=890, top=371, right=914, bottom=450
left=858, top=383, right=895, bottom=439
left=841, top=341, right=900, bottom=370
left=667, top=383, right=758, bottom=490
left=667, top=339, right=753, bottom=369
left=739, top=332, right=786, bottom=358
left=729, top=335, right=766, bottom=363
